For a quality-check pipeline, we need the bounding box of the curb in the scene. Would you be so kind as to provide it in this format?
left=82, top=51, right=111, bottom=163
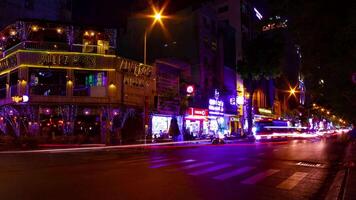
left=325, top=169, right=347, bottom=200
left=0, top=139, right=211, bottom=154
left=325, top=142, right=354, bottom=200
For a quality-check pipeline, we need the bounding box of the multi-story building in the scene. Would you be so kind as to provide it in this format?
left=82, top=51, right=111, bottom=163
left=0, top=20, right=155, bottom=143
left=120, top=4, right=239, bottom=137
left=0, top=0, right=72, bottom=29
left=215, top=0, right=276, bottom=132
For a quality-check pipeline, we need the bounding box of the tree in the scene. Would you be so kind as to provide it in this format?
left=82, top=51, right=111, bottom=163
left=237, top=30, right=285, bottom=135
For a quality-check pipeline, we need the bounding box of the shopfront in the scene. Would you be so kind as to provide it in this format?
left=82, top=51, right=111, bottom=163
left=184, top=107, right=209, bottom=138
left=151, top=115, right=172, bottom=138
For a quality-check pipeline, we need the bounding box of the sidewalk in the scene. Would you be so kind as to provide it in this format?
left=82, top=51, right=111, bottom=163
left=344, top=140, right=356, bottom=200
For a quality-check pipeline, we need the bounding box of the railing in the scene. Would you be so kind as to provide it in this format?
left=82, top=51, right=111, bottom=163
left=1, top=41, right=116, bottom=58
left=30, top=84, right=66, bottom=96
left=73, top=87, right=90, bottom=97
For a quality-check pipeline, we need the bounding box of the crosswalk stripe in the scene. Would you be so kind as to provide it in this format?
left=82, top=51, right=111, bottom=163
left=116, top=158, right=149, bottom=164
left=241, top=169, right=280, bottom=184
left=181, top=161, right=214, bottom=170
left=118, top=157, right=164, bottom=165
left=151, top=158, right=172, bottom=163
left=189, top=164, right=231, bottom=176
left=180, top=159, right=196, bottom=163
left=213, top=166, right=255, bottom=181
left=276, top=172, right=308, bottom=190
left=150, top=159, right=195, bottom=169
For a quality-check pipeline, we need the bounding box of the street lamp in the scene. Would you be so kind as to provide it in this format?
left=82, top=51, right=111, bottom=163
left=144, top=5, right=167, bottom=65
left=289, top=88, right=296, bottom=96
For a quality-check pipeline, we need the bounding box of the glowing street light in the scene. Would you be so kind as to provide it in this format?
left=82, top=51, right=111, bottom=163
left=154, top=12, right=162, bottom=22
left=143, top=5, right=169, bottom=64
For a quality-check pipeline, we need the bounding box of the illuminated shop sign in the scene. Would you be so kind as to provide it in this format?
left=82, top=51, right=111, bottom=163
left=187, top=108, right=208, bottom=117
left=117, top=58, right=153, bottom=78
left=0, top=55, right=17, bottom=71
left=230, top=96, right=244, bottom=106
left=209, top=99, right=224, bottom=116
left=12, top=95, right=29, bottom=103
left=186, top=85, right=194, bottom=95
left=254, top=8, right=263, bottom=20
left=38, top=54, right=96, bottom=68
left=262, top=21, right=288, bottom=32
left=258, top=108, right=272, bottom=114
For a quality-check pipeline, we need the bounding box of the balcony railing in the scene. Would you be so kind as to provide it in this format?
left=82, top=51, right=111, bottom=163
left=1, top=41, right=116, bottom=58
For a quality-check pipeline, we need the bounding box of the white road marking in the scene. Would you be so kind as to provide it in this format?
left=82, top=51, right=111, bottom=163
left=151, top=158, right=172, bottom=163
left=189, top=164, right=231, bottom=176
left=277, top=172, right=308, bottom=190
left=241, top=169, right=280, bottom=184
left=213, top=166, right=255, bottom=181
left=150, top=159, right=195, bottom=169
left=181, top=161, right=214, bottom=170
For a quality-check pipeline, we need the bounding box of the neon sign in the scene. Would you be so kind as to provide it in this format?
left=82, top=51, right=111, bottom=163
left=209, top=99, right=224, bottom=116
left=12, top=95, right=29, bottom=103
left=254, top=8, right=263, bottom=20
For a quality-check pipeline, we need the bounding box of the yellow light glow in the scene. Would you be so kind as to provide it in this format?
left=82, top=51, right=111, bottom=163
left=290, top=88, right=296, bottom=95
left=67, top=80, right=73, bottom=85
left=154, top=13, right=162, bottom=21
left=90, top=31, right=95, bottom=36
left=56, top=28, right=63, bottom=34
left=31, top=25, right=39, bottom=32
left=9, top=30, right=17, bottom=36
left=84, top=31, right=89, bottom=36
left=327, top=111, right=330, bottom=115
left=0, top=49, right=116, bottom=62
left=321, top=108, right=325, bottom=112
left=109, top=83, right=116, bottom=89
left=313, top=103, right=316, bottom=107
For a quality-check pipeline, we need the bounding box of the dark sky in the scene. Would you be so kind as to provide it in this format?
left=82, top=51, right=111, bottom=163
left=72, top=0, right=220, bottom=27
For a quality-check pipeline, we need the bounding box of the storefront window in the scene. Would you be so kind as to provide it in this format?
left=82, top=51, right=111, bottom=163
left=152, top=116, right=171, bottom=137
left=9, top=70, right=18, bottom=97
left=0, top=75, right=7, bottom=99
left=29, top=68, right=67, bottom=96
left=73, top=70, right=107, bottom=97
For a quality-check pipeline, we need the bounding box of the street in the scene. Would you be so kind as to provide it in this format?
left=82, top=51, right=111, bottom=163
left=0, top=137, right=349, bottom=200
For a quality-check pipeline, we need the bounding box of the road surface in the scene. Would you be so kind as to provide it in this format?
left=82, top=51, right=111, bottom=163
left=0, top=137, right=348, bottom=200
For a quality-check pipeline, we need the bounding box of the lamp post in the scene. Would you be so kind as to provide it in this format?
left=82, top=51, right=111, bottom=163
left=143, top=7, right=164, bottom=65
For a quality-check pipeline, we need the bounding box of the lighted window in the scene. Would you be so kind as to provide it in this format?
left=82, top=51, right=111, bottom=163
left=29, top=68, right=67, bottom=96
left=73, top=71, right=107, bottom=97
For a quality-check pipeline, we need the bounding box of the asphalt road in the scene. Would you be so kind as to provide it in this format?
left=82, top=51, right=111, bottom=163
left=0, top=137, right=348, bottom=200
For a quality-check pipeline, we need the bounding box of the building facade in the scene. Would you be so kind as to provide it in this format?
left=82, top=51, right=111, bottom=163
left=0, top=20, right=155, bottom=143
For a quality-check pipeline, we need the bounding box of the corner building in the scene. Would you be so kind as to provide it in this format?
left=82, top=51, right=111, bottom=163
left=0, top=20, right=155, bottom=143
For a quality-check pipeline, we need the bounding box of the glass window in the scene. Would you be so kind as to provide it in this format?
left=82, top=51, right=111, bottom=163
left=10, top=70, right=18, bottom=97
left=73, top=70, right=107, bottom=97
left=29, top=68, right=67, bottom=96
left=0, top=75, right=7, bottom=99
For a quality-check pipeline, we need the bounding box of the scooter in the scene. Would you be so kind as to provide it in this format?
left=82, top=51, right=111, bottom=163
left=210, top=133, right=225, bottom=144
